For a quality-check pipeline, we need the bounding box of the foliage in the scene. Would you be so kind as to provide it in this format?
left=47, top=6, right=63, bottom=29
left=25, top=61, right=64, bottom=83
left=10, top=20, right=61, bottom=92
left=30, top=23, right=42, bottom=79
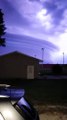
left=0, top=9, right=6, bottom=46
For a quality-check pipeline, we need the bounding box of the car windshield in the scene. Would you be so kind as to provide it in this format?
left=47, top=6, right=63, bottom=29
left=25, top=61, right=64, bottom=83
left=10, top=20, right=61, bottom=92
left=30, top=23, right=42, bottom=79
left=14, top=97, right=36, bottom=120
left=17, top=97, right=31, bottom=110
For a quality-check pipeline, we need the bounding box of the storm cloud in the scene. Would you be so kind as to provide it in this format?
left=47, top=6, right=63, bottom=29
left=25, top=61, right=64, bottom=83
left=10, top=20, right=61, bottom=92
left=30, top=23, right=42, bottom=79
left=0, top=0, right=67, bottom=63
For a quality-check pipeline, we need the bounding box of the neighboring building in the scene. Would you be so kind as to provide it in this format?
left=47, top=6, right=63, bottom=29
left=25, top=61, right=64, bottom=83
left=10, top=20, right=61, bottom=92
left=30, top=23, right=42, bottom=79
left=62, top=64, right=67, bottom=75
left=39, top=64, right=53, bottom=75
left=39, top=64, right=67, bottom=75
left=0, top=51, right=41, bottom=79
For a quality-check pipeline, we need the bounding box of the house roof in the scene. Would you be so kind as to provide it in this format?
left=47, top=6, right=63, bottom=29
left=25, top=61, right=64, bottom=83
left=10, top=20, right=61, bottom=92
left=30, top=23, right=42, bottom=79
left=0, top=51, right=42, bottom=62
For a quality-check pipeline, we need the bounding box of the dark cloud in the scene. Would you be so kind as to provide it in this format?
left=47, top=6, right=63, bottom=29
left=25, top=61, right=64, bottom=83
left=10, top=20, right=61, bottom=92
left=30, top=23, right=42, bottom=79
left=43, top=0, right=67, bottom=25
left=5, top=33, right=58, bottom=63
left=5, top=33, right=58, bottom=50
left=43, top=1, right=57, bottom=12
left=28, top=0, right=67, bottom=32
left=29, top=0, right=40, bottom=2
left=52, top=9, right=64, bottom=25
left=0, top=0, right=30, bottom=27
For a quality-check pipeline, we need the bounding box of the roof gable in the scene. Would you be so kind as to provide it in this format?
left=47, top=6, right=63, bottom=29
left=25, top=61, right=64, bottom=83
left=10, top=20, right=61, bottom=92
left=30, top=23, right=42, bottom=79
left=0, top=51, right=42, bottom=62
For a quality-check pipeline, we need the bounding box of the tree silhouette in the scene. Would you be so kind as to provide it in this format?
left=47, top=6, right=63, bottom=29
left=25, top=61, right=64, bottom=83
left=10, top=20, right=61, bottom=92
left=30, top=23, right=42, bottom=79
left=0, top=9, right=6, bottom=46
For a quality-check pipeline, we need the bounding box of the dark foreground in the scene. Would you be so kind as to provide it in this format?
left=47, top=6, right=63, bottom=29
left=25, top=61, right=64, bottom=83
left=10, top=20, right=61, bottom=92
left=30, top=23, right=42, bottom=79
left=0, top=78, right=67, bottom=120
left=0, top=78, right=67, bottom=105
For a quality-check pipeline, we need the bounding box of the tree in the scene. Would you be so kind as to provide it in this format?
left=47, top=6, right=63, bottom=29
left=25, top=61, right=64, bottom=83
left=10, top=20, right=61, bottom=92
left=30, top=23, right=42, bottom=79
left=0, top=9, right=6, bottom=46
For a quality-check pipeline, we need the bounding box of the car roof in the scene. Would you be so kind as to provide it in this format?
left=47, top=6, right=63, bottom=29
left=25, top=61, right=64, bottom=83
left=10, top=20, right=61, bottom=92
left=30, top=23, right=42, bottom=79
left=0, top=84, right=25, bottom=100
left=0, top=100, right=24, bottom=120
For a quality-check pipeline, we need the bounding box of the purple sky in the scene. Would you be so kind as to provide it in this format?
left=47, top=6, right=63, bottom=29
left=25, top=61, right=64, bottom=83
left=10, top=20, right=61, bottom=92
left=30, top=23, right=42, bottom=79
left=0, top=0, right=67, bottom=64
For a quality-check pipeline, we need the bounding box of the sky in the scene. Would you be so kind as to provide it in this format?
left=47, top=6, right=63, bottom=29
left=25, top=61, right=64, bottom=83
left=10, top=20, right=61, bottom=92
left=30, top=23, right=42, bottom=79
left=0, top=0, right=67, bottom=64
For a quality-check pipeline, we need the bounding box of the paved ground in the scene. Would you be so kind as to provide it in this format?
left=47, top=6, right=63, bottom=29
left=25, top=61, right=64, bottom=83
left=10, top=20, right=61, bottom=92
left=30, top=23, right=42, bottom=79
left=35, top=105, right=67, bottom=120
left=39, top=113, right=67, bottom=120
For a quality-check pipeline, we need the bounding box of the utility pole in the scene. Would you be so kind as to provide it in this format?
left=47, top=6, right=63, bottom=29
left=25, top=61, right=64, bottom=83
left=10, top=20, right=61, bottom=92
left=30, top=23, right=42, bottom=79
left=63, top=52, right=64, bottom=64
left=41, top=48, right=44, bottom=69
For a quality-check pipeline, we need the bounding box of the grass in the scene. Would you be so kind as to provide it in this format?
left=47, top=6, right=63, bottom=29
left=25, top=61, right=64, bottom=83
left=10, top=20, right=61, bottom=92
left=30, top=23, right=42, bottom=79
left=0, top=78, right=67, bottom=105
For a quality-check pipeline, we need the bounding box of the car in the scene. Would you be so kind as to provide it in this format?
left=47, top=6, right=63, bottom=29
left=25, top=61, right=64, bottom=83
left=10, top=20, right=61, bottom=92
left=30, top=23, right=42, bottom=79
left=0, top=84, right=39, bottom=120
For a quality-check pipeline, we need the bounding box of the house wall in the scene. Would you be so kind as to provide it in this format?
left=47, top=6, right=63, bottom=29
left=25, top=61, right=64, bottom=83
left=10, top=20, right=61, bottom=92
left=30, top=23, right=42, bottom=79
left=0, top=52, right=39, bottom=79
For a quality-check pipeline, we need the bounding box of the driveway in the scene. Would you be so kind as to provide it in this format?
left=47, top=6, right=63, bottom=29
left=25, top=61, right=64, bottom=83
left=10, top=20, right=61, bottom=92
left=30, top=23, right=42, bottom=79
left=39, top=112, right=67, bottom=120
left=35, top=105, right=67, bottom=120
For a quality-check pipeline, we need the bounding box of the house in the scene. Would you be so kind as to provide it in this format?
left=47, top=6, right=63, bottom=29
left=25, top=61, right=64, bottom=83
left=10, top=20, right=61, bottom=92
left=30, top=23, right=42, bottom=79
left=0, top=51, right=41, bottom=79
